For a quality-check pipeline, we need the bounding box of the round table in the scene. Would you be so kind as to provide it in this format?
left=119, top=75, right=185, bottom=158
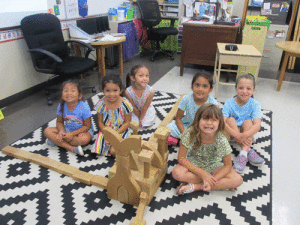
left=275, top=41, right=300, bottom=91
left=90, top=35, right=126, bottom=77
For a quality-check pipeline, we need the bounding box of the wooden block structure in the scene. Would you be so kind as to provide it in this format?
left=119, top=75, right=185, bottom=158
left=1, top=94, right=185, bottom=225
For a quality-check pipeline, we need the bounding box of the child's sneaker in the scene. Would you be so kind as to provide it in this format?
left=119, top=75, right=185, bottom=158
left=72, top=146, right=84, bottom=156
left=233, top=154, right=247, bottom=174
left=248, top=148, right=265, bottom=166
left=168, top=136, right=178, bottom=146
left=46, top=138, right=56, bottom=147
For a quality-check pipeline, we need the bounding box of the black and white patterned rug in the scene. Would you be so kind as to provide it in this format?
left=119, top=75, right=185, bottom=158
left=0, top=91, right=272, bottom=225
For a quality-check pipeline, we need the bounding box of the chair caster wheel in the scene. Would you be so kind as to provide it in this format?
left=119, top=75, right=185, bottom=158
left=47, top=100, right=53, bottom=106
left=150, top=57, right=154, bottom=61
left=170, top=57, right=174, bottom=60
left=92, top=88, right=97, bottom=93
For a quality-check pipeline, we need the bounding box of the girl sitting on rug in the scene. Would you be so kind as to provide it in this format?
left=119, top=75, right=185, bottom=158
left=125, top=65, right=156, bottom=128
left=44, top=80, right=94, bottom=156
left=167, top=71, right=218, bottom=145
left=93, top=75, right=133, bottom=157
left=172, top=104, right=243, bottom=195
left=222, top=73, right=265, bottom=174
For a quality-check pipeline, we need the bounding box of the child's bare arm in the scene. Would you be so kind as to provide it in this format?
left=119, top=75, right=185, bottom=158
left=125, top=90, right=140, bottom=117
left=116, top=112, right=132, bottom=134
left=139, top=89, right=155, bottom=120
left=223, top=117, right=240, bottom=138
left=175, top=109, right=185, bottom=133
left=97, top=113, right=106, bottom=132
left=213, top=154, right=232, bottom=181
left=56, top=115, right=65, bottom=132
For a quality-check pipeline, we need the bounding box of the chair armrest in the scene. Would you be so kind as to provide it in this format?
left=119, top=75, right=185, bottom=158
left=129, top=121, right=139, bottom=135
left=29, top=48, right=62, bottom=73
left=65, top=40, right=95, bottom=58
left=160, top=17, right=177, bottom=28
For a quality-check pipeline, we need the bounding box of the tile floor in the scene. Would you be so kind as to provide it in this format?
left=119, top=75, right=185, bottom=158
left=1, top=54, right=300, bottom=224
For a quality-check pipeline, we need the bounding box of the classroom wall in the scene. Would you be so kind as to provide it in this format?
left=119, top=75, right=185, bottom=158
left=0, top=0, right=124, bottom=103
left=0, top=30, right=69, bottom=102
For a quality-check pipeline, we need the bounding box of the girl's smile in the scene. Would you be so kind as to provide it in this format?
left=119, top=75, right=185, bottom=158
left=103, top=83, right=122, bottom=104
left=192, top=77, right=212, bottom=103
left=199, top=117, right=219, bottom=135
left=132, top=67, right=149, bottom=89
left=235, top=78, right=255, bottom=105
left=62, top=83, right=81, bottom=104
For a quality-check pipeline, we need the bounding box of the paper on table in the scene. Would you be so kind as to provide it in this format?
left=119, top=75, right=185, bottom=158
left=99, top=34, right=122, bottom=42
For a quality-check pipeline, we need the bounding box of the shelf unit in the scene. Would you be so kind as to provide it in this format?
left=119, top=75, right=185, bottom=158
left=158, top=0, right=181, bottom=19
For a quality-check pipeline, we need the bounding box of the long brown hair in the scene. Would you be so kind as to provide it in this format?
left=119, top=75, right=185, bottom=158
left=189, top=103, right=225, bottom=149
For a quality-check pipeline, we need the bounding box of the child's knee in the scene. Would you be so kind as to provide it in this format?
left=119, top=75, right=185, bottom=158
left=171, top=166, right=183, bottom=180
left=234, top=173, right=243, bottom=187
left=44, top=127, right=51, bottom=137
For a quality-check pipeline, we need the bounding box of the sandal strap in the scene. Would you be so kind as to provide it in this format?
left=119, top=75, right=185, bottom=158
left=183, top=183, right=195, bottom=194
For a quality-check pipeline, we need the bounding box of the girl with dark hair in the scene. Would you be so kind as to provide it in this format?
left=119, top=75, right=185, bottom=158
left=44, top=80, right=93, bottom=156
left=93, top=75, right=133, bottom=157
left=125, top=65, right=156, bottom=127
left=167, top=71, right=218, bottom=145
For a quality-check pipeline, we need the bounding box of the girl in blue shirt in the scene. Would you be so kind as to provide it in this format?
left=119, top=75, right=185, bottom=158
left=222, top=73, right=265, bottom=174
left=44, top=80, right=93, bottom=156
left=167, top=71, right=218, bottom=145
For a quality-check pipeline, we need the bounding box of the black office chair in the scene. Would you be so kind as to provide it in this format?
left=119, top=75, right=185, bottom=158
left=21, top=13, right=96, bottom=106
left=137, top=0, right=179, bottom=61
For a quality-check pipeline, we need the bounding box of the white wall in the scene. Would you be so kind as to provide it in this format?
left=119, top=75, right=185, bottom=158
left=0, top=30, right=69, bottom=101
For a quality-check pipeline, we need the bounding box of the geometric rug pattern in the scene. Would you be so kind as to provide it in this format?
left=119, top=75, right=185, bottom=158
left=0, top=91, right=272, bottom=224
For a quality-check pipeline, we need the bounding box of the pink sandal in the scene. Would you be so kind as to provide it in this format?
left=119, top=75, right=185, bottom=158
left=168, top=136, right=178, bottom=146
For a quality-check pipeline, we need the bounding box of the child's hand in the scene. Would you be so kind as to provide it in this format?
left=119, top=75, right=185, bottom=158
left=57, top=131, right=65, bottom=142
left=202, top=180, right=212, bottom=192
left=201, top=172, right=218, bottom=189
left=62, top=132, right=74, bottom=142
left=104, top=140, right=111, bottom=147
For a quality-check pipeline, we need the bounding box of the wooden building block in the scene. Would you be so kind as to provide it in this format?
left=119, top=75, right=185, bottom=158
left=154, top=126, right=170, bottom=139
left=1, top=146, right=33, bottom=161
left=130, top=151, right=142, bottom=171
left=130, top=192, right=148, bottom=225
left=129, top=121, right=139, bottom=135
left=30, top=153, right=64, bottom=170
left=159, top=94, right=184, bottom=127
left=56, top=163, right=79, bottom=177
left=138, top=149, right=154, bottom=163
left=141, top=141, right=163, bottom=169
left=91, top=175, right=109, bottom=189
left=72, top=170, right=94, bottom=185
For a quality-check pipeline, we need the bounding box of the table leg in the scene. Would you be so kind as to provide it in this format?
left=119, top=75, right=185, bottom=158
left=180, top=58, right=184, bottom=76
left=99, top=46, right=106, bottom=77
left=215, top=56, right=222, bottom=99
left=277, top=51, right=289, bottom=91
left=96, top=47, right=100, bottom=73
left=118, top=43, right=123, bottom=76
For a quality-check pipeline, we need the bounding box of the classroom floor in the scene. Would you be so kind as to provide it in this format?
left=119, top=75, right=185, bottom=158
left=1, top=53, right=299, bottom=224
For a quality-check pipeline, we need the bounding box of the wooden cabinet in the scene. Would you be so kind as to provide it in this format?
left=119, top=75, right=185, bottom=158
left=180, top=23, right=238, bottom=76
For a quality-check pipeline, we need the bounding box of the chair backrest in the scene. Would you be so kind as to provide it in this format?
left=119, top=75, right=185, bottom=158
left=137, top=0, right=161, bottom=28
left=21, top=13, right=68, bottom=60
